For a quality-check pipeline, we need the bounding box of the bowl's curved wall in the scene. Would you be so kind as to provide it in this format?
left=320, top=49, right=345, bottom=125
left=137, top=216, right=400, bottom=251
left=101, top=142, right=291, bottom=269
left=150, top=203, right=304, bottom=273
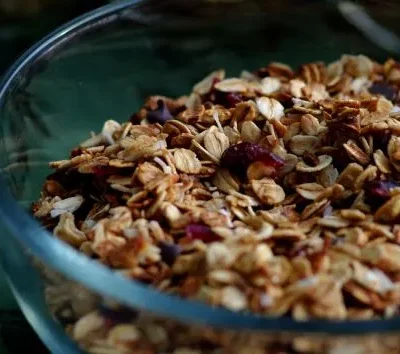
left=2, top=0, right=400, bottom=353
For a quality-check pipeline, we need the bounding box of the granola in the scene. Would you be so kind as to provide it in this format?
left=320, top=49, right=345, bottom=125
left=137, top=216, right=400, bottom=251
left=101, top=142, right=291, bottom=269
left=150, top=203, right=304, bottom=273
left=32, top=55, right=400, bottom=351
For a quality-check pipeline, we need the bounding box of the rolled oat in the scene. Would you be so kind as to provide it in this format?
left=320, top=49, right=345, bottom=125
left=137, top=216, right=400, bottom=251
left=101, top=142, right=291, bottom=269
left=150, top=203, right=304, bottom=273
left=32, top=55, right=400, bottom=353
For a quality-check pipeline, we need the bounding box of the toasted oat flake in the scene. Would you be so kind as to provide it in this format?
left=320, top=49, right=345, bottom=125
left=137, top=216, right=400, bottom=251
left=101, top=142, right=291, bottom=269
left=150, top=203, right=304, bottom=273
left=256, top=97, right=285, bottom=121
left=203, top=128, right=230, bottom=161
left=214, top=78, right=248, bottom=93
left=296, top=183, right=324, bottom=200
left=251, top=178, right=285, bottom=205
left=32, top=56, right=400, bottom=353
left=257, top=77, right=281, bottom=95
left=220, top=286, right=248, bottom=311
left=296, top=155, right=333, bottom=172
left=173, top=149, right=202, bottom=174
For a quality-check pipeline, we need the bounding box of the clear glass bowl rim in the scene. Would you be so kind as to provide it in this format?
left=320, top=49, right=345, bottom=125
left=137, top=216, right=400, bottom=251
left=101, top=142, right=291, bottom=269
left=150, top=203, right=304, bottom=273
left=1, top=0, right=400, bottom=335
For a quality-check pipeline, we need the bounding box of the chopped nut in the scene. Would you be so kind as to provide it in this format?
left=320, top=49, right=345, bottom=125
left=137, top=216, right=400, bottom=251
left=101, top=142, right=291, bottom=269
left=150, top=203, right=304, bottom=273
left=54, top=212, right=87, bottom=247
left=343, top=141, right=370, bottom=165
left=33, top=196, right=61, bottom=218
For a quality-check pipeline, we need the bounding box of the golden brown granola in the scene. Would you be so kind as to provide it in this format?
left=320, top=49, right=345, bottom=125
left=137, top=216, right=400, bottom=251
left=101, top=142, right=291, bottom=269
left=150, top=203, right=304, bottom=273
left=32, top=55, right=400, bottom=350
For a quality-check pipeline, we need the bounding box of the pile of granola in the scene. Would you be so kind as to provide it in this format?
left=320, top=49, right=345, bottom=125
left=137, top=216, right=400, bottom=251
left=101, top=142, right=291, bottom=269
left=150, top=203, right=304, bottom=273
left=33, top=55, right=400, bottom=330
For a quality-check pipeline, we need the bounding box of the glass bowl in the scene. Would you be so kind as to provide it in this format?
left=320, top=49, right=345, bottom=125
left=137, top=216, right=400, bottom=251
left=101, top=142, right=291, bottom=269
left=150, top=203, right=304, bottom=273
left=2, top=0, right=400, bottom=353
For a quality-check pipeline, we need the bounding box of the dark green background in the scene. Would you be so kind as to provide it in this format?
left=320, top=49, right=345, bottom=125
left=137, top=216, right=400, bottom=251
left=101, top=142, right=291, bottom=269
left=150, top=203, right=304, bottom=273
left=0, top=2, right=107, bottom=353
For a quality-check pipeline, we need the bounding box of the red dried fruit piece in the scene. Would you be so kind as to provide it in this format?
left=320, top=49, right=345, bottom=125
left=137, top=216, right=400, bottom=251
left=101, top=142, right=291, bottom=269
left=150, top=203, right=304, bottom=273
left=213, top=91, right=243, bottom=108
left=147, top=99, right=173, bottom=124
left=365, top=179, right=400, bottom=200
left=92, top=165, right=118, bottom=177
left=225, top=92, right=243, bottom=107
left=220, top=142, right=285, bottom=175
left=185, top=224, right=221, bottom=243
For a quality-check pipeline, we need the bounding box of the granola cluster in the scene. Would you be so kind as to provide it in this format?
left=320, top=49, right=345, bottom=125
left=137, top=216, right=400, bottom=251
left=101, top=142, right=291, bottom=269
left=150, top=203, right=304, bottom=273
left=33, top=55, right=400, bottom=332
